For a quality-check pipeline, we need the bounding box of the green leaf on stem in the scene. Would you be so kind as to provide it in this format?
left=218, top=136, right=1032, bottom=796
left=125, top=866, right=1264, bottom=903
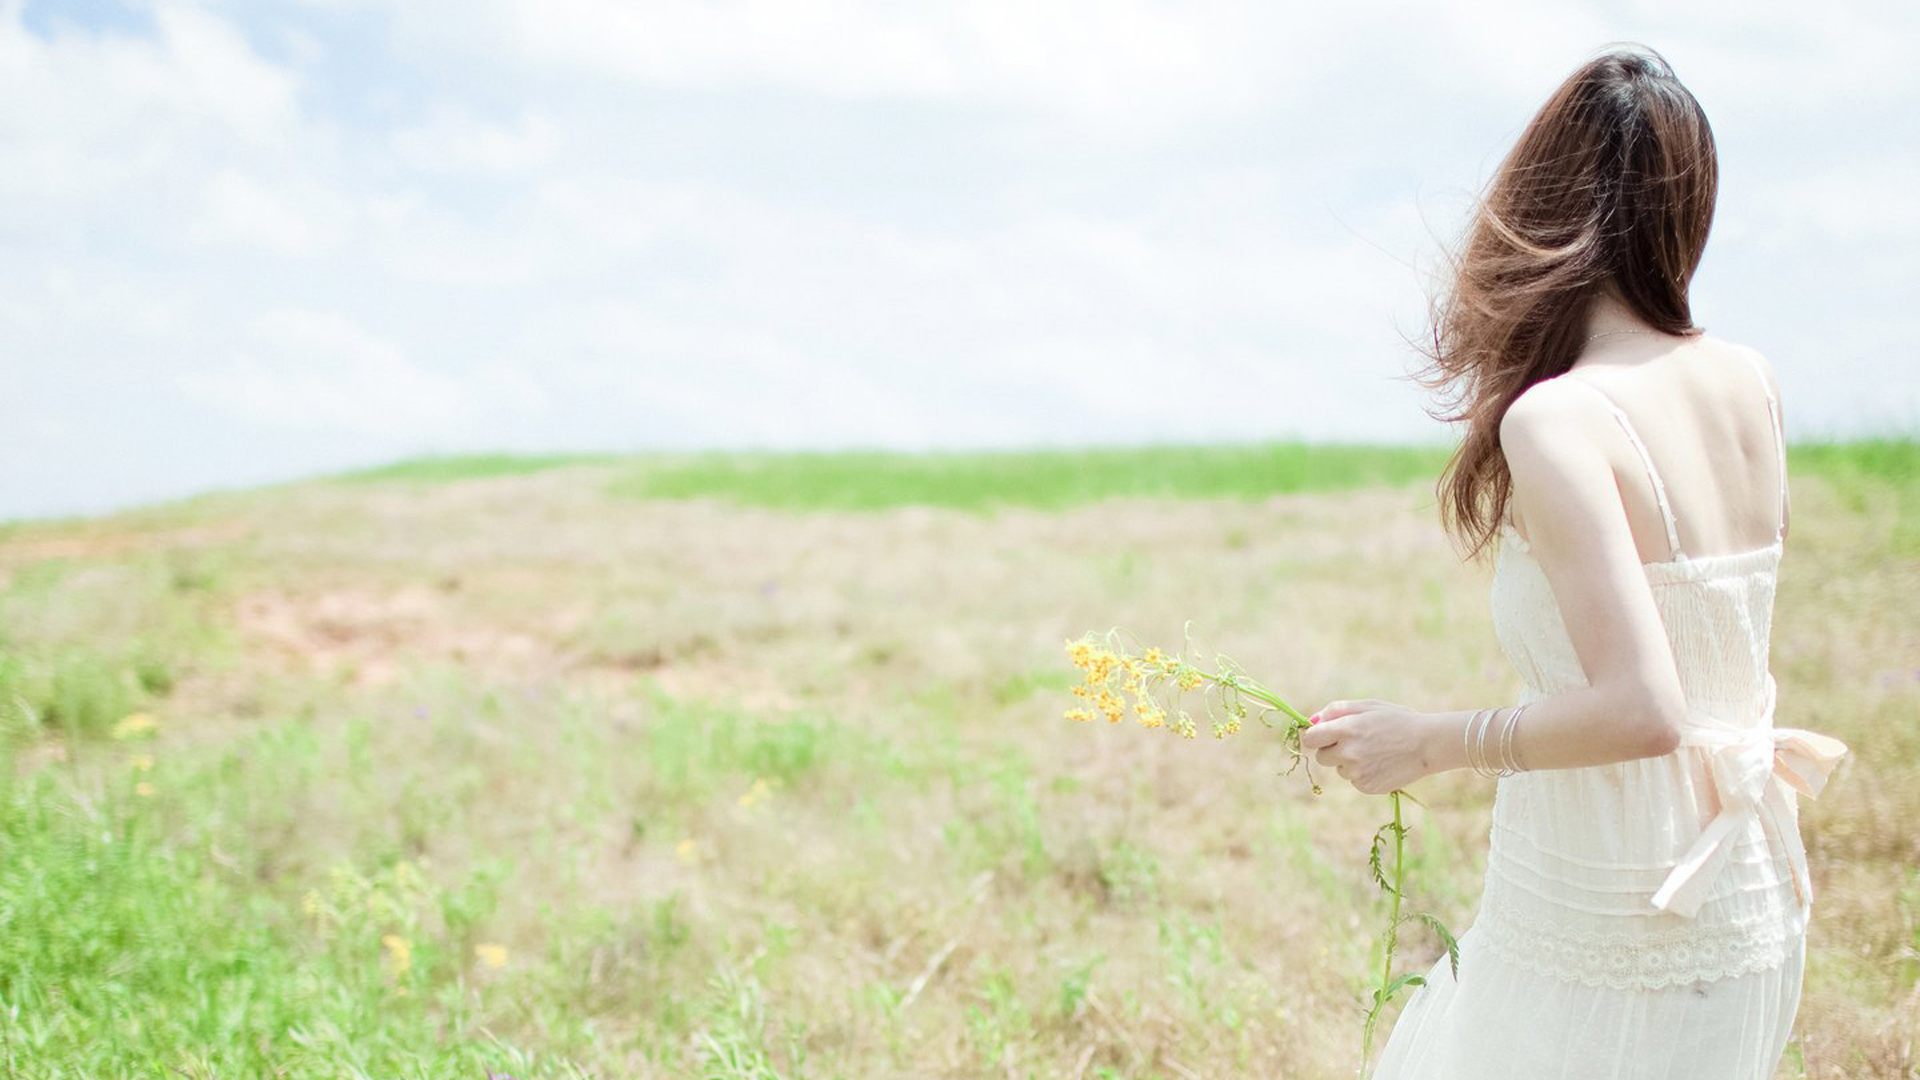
left=1410, top=911, right=1461, bottom=981
left=1368, top=824, right=1396, bottom=896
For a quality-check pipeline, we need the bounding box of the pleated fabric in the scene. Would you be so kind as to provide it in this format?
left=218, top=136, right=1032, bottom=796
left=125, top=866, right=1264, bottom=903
left=1369, top=921, right=1805, bottom=1080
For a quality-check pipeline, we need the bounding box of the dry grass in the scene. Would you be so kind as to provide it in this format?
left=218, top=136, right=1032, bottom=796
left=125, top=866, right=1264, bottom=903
left=0, top=455, right=1913, bottom=1079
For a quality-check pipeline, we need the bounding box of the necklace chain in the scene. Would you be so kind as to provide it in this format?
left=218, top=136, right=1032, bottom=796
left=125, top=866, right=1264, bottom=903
left=1583, top=328, right=1662, bottom=345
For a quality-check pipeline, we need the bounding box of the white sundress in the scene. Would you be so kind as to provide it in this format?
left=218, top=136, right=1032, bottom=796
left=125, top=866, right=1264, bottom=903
left=1368, top=354, right=1850, bottom=1080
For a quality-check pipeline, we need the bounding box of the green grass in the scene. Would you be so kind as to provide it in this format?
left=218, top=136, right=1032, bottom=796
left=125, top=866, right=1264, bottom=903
left=606, top=443, right=1455, bottom=512
left=1791, top=438, right=1920, bottom=486
left=332, top=453, right=619, bottom=485
left=0, top=682, right=881, bottom=1079
left=0, top=549, right=233, bottom=745
left=0, top=728, right=554, bottom=1080
left=1791, top=439, right=1920, bottom=556
left=332, top=439, right=1918, bottom=516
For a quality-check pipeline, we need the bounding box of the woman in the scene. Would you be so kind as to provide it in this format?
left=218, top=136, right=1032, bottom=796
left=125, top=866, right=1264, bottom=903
left=1299, top=44, right=1849, bottom=1080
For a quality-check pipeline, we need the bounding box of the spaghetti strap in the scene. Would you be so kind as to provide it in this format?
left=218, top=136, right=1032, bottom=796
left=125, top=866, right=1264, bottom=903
left=1560, top=376, right=1686, bottom=561
left=1735, top=349, right=1790, bottom=541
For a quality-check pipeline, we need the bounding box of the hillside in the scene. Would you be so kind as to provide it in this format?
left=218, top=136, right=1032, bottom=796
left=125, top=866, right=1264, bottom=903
left=0, top=442, right=1913, bottom=1079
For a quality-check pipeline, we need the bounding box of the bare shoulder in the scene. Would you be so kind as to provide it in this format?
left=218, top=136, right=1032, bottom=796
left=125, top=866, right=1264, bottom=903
left=1704, top=334, right=1783, bottom=401
left=1499, top=375, right=1637, bottom=546
left=1499, top=376, right=1612, bottom=466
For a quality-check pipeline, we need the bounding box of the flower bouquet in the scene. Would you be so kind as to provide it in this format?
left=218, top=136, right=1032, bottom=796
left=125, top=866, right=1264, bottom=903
left=1065, top=628, right=1459, bottom=1073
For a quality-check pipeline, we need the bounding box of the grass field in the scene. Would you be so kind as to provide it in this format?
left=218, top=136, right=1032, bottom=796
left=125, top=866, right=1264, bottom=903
left=0, top=442, right=1915, bottom=1079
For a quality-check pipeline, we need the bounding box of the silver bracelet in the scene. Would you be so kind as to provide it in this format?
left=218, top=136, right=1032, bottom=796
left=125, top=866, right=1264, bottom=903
left=1474, top=706, right=1501, bottom=778
left=1500, top=704, right=1531, bottom=774
left=1470, top=706, right=1527, bottom=779
left=1463, top=709, right=1489, bottom=775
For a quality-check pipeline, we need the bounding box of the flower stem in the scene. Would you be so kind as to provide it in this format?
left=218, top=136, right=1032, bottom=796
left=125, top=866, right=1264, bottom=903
left=1195, top=672, right=1312, bottom=726
left=1361, top=791, right=1409, bottom=1076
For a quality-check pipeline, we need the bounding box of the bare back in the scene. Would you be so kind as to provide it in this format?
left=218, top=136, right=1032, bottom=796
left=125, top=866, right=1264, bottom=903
left=1509, top=334, right=1790, bottom=566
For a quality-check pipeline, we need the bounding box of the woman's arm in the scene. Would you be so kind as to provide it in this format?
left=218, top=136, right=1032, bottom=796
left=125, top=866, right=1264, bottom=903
left=1740, top=343, right=1791, bottom=542
left=1301, top=377, right=1687, bottom=795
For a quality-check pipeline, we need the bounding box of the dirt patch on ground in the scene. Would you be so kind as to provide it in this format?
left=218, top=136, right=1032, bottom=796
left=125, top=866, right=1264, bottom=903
left=234, top=584, right=552, bottom=689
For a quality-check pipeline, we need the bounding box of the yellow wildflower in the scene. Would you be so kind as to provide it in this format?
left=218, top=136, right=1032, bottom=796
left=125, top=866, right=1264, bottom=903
left=1079, top=645, right=1118, bottom=685
left=129, top=754, right=154, bottom=772
left=134, top=781, right=154, bottom=797
left=300, top=889, right=322, bottom=917
left=1177, top=668, right=1203, bottom=691
left=382, top=934, right=412, bottom=978
left=1136, top=701, right=1166, bottom=728
left=674, top=838, right=699, bottom=865
left=112, top=713, right=157, bottom=740
left=737, top=778, right=772, bottom=808
left=1096, top=689, right=1125, bottom=723
left=474, top=943, right=508, bottom=969
left=1067, top=641, right=1095, bottom=670
left=1064, top=708, right=1095, bottom=722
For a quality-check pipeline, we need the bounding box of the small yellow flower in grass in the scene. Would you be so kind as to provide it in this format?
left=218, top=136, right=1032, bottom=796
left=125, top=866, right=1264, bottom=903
left=474, top=943, right=508, bottom=969
left=112, top=713, right=157, bottom=740
left=129, top=754, right=154, bottom=772
left=134, top=781, right=154, bottom=796
left=382, top=934, right=412, bottom=978
left=675, top=838, right=699, bottom=865
left=1096, top=688, right=1125, bottom=723
left=737, top=777, right=773, bottom=808
left=1063, top=708, right=1095, bottom=722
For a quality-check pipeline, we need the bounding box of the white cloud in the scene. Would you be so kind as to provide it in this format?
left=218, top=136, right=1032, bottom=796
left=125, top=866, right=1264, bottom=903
left=188, top=169, right=349, bottom=255
left=3, top=0, right=1916, bottom=519
left=1737, top=152, right=1920, bottom=246
left=391, top=110, right=562, bottom=175
left=0, top=0, right=337, bottom=287
left=180, top=308, right=481, bottom=438
left=445, top=0, right=1293, bottom=124
left=151, top=4, right=298, bottom=140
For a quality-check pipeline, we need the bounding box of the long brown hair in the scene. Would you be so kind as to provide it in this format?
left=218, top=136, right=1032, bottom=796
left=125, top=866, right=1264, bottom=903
left=1413, top=43, right=1718, bottom=561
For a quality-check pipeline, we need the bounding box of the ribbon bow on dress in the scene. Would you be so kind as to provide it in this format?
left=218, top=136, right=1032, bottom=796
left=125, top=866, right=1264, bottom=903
left=1650, top=675, right=1850, bottom=919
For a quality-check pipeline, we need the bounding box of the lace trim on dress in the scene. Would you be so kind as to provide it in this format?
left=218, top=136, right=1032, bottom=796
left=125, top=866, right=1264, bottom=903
left=1472, top=884, right=1803, bottom=991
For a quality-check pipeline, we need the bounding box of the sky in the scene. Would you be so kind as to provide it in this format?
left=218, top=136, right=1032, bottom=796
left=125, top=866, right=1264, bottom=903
left=2, top=0, right=1915, bottom=521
